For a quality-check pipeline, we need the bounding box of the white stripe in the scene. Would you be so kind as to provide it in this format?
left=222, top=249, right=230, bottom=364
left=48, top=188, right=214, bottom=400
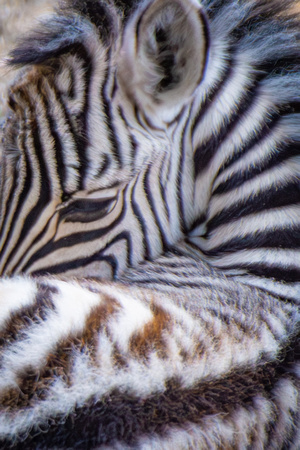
left=0, top=280, right=295, bottom=437
left=208, top=158, right=299, bottom=220
left=189, top=205, right=300, bottom=248
left=201, top=247, right=300, bottom=269
left=0, top=277, right=37, bottom=328
left=0, top=280, right=102, bottom=391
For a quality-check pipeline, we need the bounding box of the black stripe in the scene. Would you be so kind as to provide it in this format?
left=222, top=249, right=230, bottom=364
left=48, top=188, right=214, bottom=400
left=0, top=282, right=57, bottom=354
left=69, top=45, right=94, bottom=190
left=0, top=131, right=33, bottom=274
left=101, top=64, right=123, bottom=168
left=159, top=153, right=170, bottom=222
left=204, top=0, right=297, bottom=36
left=55, top=90, right=86, bottom=192
left=189, top=214, right=207, bottom=234
left=224, top=262, right=300, bottom=284
left=109, top=230, right=133, bottom=268
left=5, top=114, right=54, bottom=274
left=0, top=129, right=24, bottom=247
left=118, top=106, right=137, bottom=166
left=61, top=198, right=115, bottom=223
left=213, top=139, right=299, bottom=195
left=178, top=116, right=192, bottom=233
left=32, top=254, right=118, bottom=278
left=283, top=101, right=300, bottom=115
left=191, top=57, right=233, bottom=136
left=111, top=72, right=118, bottom=99
left=202, top=0, right=230, bottom=20
left=143, top=164, right=168, bottom=251
left=230, top=8, right=297, bottom=42
left=2, top=329, right=298, bottom=449
left=213, top=112, right=282, bottom=186
left=53, top=91, right=83, bottom=187
left=131, top=173, right=150, bottom=260
left=255, top=52, right=300, bottom=78
left=129, top=134, right=138, bottom=166
left=133, top=103, right=147, bottom=130
left=32, top=230, right=133, bottom=277
left=207, top=180, right=300, bottom=232
left=17, top=211, right=59, bottom=274
left=194, top=79, right=260, bottom=176
left=39, top=86, right=66, bottom=189
left=96, top=153, right=111, bottom=177
left=0, top=159, right=7, bottom=231
left=191, top=49, right=235, bottom=135
left=22, top=191, right=127, bottom=271
left=74, top=1, right=114, bottom=43
left=206, top=227, right=300, bottom=256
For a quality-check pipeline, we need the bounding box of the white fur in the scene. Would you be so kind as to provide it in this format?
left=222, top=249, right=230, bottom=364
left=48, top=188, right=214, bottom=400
left=0, top=277, right=37, bottom=327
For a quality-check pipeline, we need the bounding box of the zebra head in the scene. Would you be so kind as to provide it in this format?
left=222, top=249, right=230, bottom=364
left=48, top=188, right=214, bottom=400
left=0, top=0, right=299, bottom=298
left=0, top=0, right=208, bottom=278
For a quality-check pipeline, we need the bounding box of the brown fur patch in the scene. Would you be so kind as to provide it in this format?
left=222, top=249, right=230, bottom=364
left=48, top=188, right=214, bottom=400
left=112, top=343, right=128, bottom=368
left=80, top=294, right=121, bottom=354
left=43, top=293, right=121, bottom=381
left=0, top=293, right=121, bottom=409
left=8, top=68, right=53, bottom=115
left=0, top=283, right=57, bottom=351
left=129, top=302, right=171, bottom=359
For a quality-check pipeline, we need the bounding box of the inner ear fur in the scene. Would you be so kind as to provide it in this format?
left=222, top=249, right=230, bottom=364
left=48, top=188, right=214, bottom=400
left=118, top=0, right=208, bottom=113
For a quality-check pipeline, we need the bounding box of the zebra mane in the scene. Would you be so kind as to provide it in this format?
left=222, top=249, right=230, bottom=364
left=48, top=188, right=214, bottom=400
left=7, top=3, right=118, bottom=68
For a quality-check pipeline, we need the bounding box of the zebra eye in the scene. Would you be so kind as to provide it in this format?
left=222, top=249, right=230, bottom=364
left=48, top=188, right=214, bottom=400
left=59, top=197, right=116, bottom=223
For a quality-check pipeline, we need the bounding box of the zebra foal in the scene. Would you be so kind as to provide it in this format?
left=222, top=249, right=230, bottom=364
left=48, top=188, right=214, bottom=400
left=0, top=0, right=299, bottom=447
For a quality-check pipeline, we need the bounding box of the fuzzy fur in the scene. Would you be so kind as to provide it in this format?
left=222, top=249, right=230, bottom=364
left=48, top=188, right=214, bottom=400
left=0, top=0, right=299, bottom=448
left=0, top=252, right=299, bottom=448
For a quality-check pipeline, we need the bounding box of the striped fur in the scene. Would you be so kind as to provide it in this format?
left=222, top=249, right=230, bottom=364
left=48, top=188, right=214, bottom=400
left=0, top=0, right=299, bottom=301
left=0, top=0, right=299, bottom=447
left=0, top=252, right=299, bottom=448
left=0, top=0, right=200, bottom=279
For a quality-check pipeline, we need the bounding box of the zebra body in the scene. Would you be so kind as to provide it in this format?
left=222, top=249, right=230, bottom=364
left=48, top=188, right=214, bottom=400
left=0, top=252, right=299, bottom=448
left=0, top=0, right=299, bottom=447
left=0, top=0, right=299, bottom=299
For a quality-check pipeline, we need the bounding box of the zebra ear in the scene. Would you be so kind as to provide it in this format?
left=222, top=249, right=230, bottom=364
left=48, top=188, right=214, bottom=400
left=118, top=0, right=208, bottom=115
